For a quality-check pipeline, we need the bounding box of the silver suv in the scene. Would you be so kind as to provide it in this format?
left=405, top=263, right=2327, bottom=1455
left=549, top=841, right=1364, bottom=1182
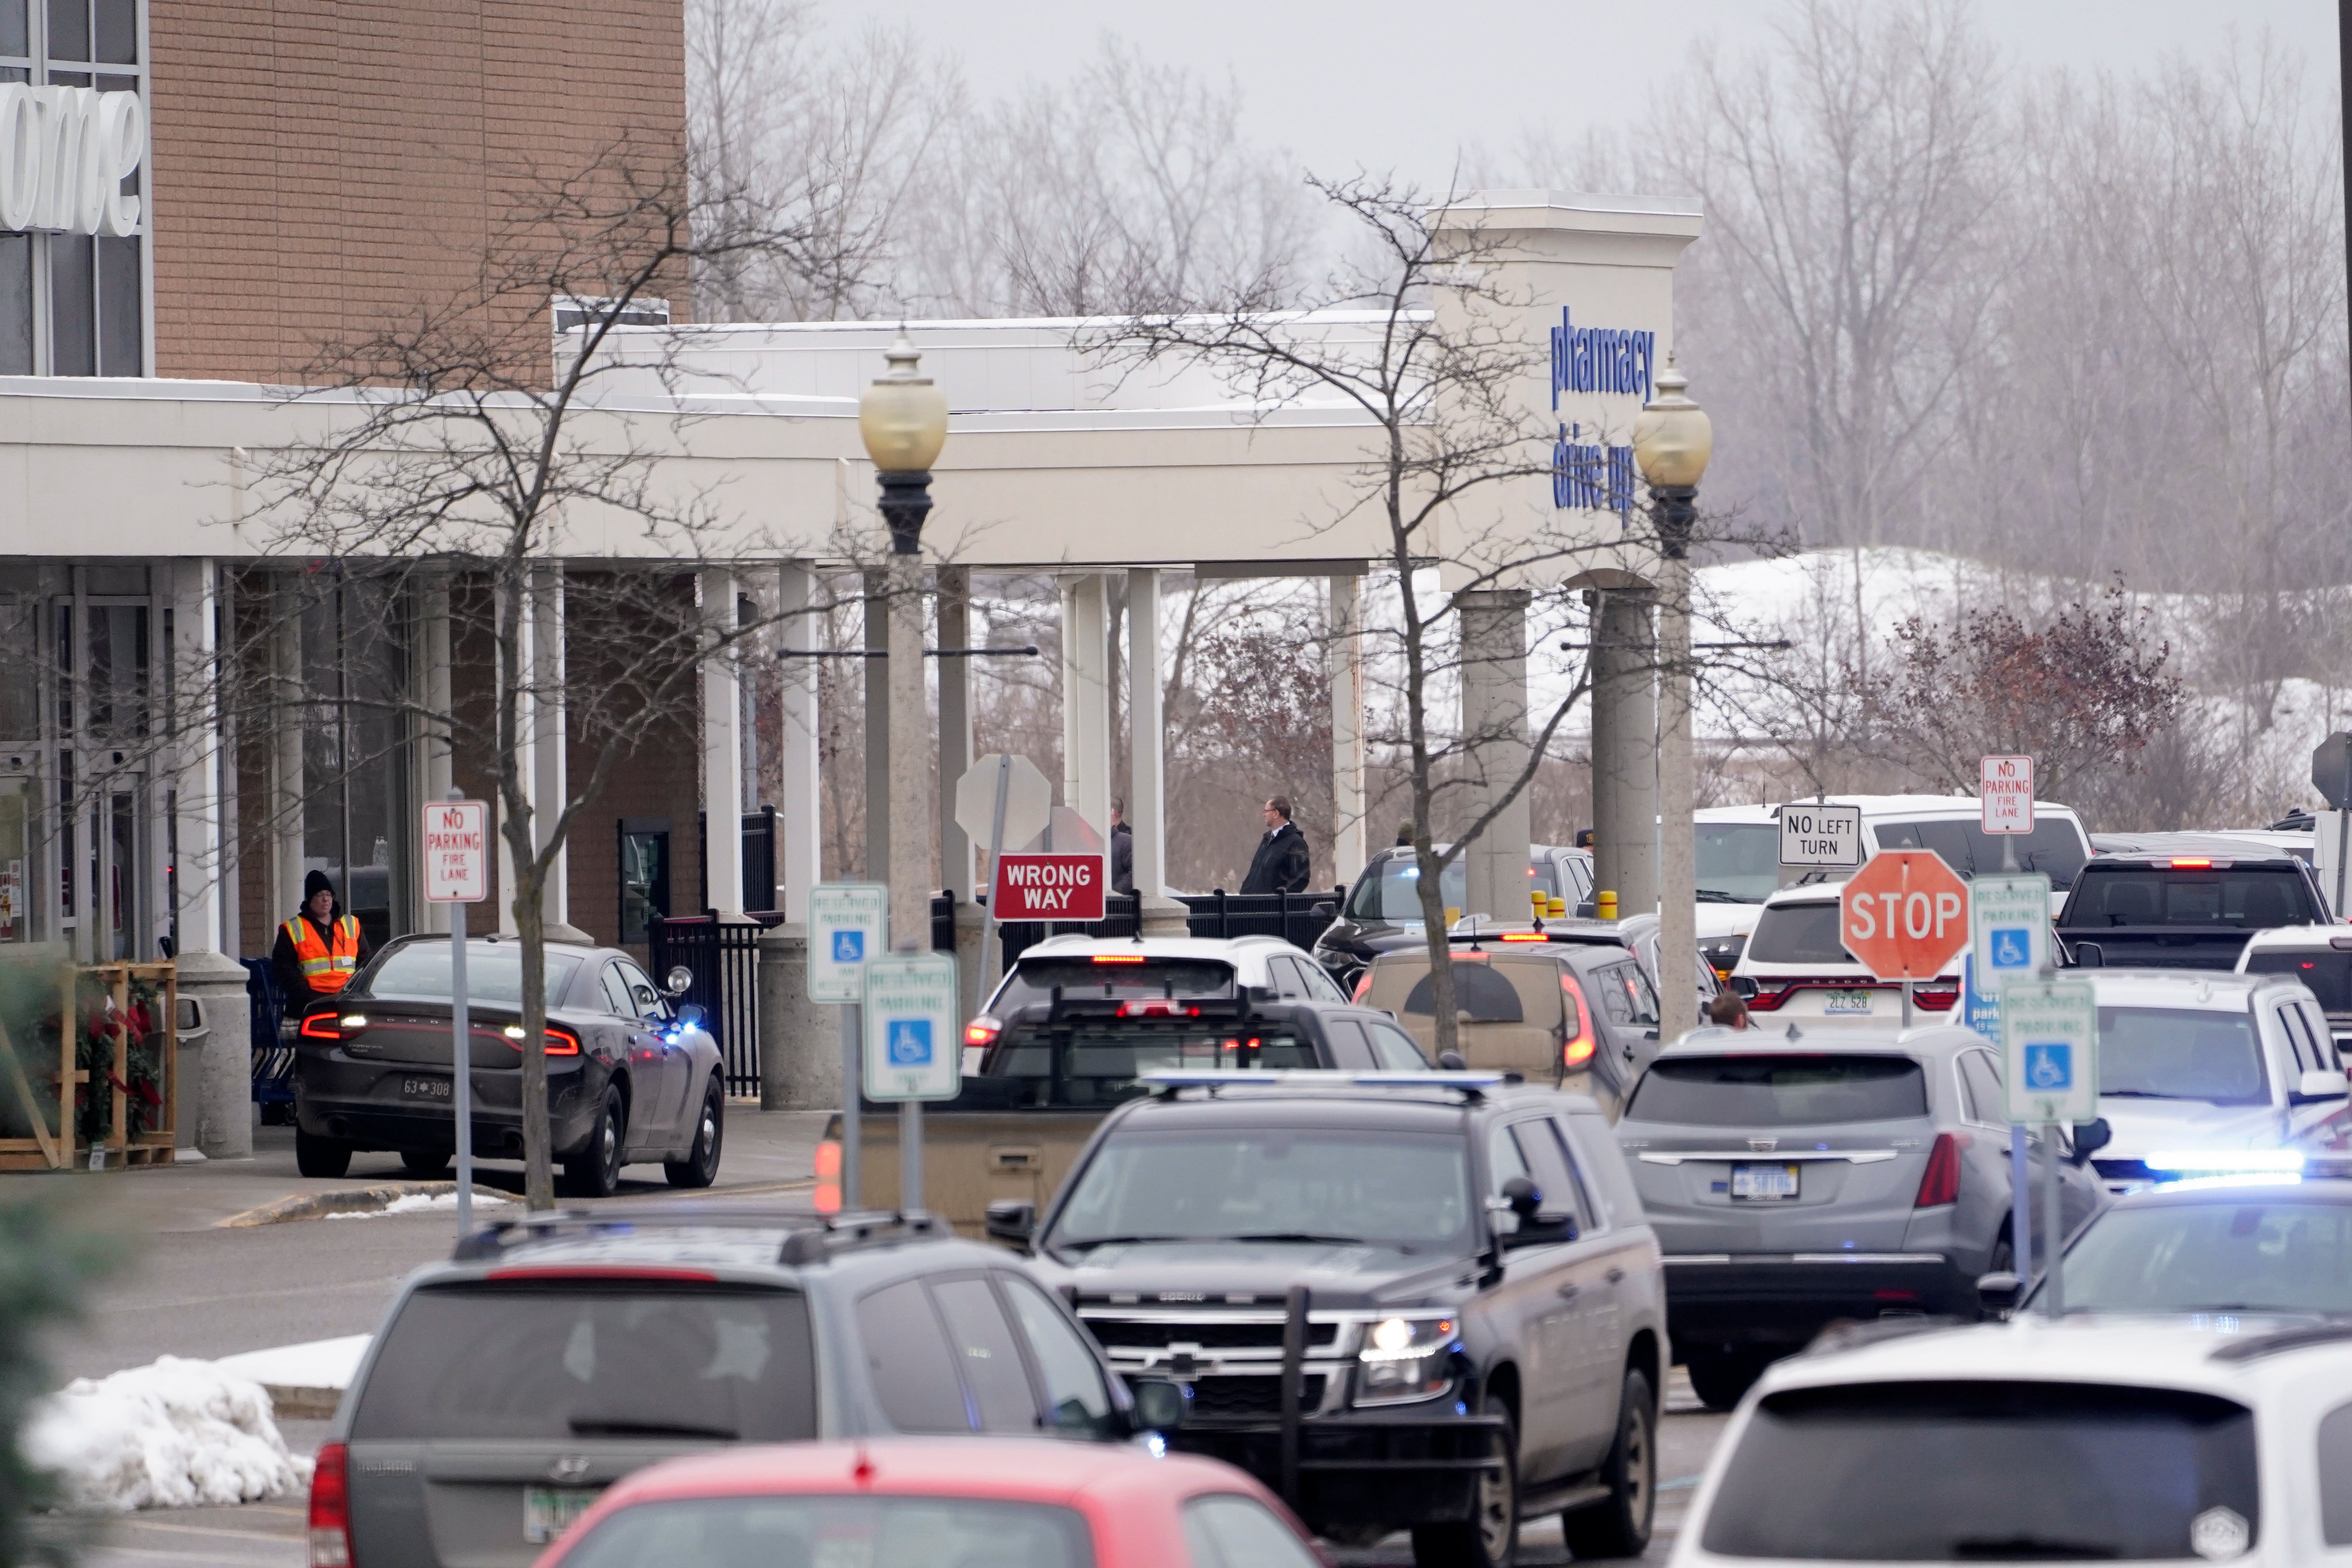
left=1613, top=1023, right=2106, bottom=1409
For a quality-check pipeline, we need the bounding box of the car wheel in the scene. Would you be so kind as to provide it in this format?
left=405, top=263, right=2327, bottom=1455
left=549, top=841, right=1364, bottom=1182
left=1685, top=1350, right=1769, bottom=1412
left=562, top=1086, right=626, bottom=1199
left=295, top=1128, right=353, bottom=1179
left=1411, top=1391, right=1516, bottom=1568
left=664, top=1077, right=724, bottom=1189
left=400, top=1147, right=451, bottom=1179
left=1560, top=1366, right=1656, bottom=1559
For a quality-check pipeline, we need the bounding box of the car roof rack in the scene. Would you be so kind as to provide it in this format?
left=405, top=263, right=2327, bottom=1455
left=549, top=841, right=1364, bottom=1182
left=776, top=1210, right=950, bottom=1265
left=2208, top=1322, right=2352, bottom=1364
left=1142, top=1067, right=1507, bottom=1102
left=450, top=1205, right=948, bottom=1265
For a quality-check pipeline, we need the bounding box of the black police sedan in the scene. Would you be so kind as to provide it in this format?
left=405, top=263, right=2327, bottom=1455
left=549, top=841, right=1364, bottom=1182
left=291, top=935, right=725, bottom=1197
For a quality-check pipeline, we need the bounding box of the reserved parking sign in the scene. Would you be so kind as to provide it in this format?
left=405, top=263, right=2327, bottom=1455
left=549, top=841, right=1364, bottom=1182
left=863, top=950, right=961, bottom=1102
left=2001, top=979, right=2097, bottom=1124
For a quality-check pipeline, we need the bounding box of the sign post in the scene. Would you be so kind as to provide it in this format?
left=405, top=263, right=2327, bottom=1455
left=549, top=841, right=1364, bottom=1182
left=1777, top=802, right=1862, bottom=873
left=954, top=753, right=1053, bottom=931
left=421, top=797, right=488, bottom=1239
left=862, top=950, right=960, bottom=1213
left=1973, top=866, right=2053, bottom=1286
left=2000, top=978, right=2097, bottom=1315
left=808, top=883, right=887, bottom=1211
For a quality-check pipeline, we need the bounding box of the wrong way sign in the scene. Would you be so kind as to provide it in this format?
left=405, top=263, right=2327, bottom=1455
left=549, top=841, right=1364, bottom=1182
left=1840, top=850, right=1970, bottom=980
left=992, top=853, right=1106, bottom=922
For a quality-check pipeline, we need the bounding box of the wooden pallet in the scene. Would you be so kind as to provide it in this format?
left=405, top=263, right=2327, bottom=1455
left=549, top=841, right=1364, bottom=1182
left=0, top=960, right=176, bottom=1171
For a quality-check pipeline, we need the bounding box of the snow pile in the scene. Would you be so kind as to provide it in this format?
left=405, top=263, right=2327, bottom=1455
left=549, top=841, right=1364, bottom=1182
left=326, top=1189, right=510, bottom=1219
left=26, top=1356, right=312, bottom=1513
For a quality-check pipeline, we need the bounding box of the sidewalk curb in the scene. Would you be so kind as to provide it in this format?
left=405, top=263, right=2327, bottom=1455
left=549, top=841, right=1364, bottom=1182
left=216, top=1182, right=512, bottom=1228
left=266, top=1385, right=347, bottom=1419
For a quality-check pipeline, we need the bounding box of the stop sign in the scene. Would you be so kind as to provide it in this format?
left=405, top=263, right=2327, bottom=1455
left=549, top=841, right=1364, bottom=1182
left=1839, top=851, right=1970, bottom=980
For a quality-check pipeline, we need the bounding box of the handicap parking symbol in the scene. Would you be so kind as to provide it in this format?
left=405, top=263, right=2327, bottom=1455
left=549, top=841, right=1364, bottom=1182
left=832, top=930, right=864, bottom=964
left=888, top=1019, right=932, bottom=1066
left=2024, top=1041, right=2072, bottom=1091
left=1990, top=927, right=2032, bottom=969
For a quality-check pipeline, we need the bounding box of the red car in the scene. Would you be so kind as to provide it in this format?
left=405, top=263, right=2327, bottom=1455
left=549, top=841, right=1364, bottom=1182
left=532, top=1437, right=1329, bottom=1568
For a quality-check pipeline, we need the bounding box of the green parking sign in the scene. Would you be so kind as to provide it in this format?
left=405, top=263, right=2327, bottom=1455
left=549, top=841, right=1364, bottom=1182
left=862, top=951, right=961, bottom=1102
left=2001, top=979, right=2097, bottom=1124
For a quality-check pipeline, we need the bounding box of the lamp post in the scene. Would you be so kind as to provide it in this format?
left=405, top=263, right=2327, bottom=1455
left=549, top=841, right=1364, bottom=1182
left=1632, top=354, right=1712, bottom=1044
left=859, top=332, right=949, bottom=956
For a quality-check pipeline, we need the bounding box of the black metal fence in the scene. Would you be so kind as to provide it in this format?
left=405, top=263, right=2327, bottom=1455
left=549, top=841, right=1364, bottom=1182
left=649, top=915, right=771, bottom=1097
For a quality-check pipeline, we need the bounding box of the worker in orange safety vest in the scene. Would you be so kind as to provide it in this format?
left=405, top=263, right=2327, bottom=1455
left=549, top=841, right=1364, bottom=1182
left=271, top=869, right=372, bottom=1018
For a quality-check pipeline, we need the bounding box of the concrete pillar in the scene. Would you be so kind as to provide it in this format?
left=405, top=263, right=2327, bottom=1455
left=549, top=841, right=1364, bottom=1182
left=1459, top=590, right=1533, bottom=923
left=863, top=570, right=889, bottom=881
left=754, top=924, right=834, bottom=1109
left=269, top=575, right=305, bottom=928
left=414, top=574, right=454, bottom=935
left=170, top=559, right=251, bottom=1158
left=1590, top=589, right=1660, bottom=916
left=1060, top=575, right=1112, bottom=840
left=1126, top=569, right=1167, bottom=898
left=1330, top=575, right=1367, bottom=886
left=531, top=564, right=587, bottom=941
left=495, top=573, right=534, bottom=936
left=778, top=563, right=822, bottom=920
left=936, top=566, right=973, bottom=900
left=701, top=567, right=746, bottom=917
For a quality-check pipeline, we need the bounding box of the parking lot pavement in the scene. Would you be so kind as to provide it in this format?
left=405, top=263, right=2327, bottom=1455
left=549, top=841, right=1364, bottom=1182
left=45, top=1107, right=826, bottom=1382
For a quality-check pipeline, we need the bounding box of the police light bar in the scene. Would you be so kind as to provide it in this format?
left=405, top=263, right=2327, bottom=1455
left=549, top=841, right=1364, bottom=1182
left=2143, top=1149, right=2306, bottom=1175
left=1140, top=1069, right=1507, bottom=1090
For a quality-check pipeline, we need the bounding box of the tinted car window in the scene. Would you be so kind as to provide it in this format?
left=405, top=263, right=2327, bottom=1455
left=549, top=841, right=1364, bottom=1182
left=1183, top=1494, right=1321, bottom=1568
left=2099, top=1007, right=2268, bottom=1105
left=1364, top=1019, right=1431, bottom=1069
left=2246, top=946, right=2352, bottom=1010
left=2070, top=866, right=2314, bottom=927
left=1513, top=1120, right=1590, bottom=1230
left=1627, top=1055, right=1929, bottom=1126
left=1319, top=1018, right=1376, bottom=1070
left=931, top=1277, right=1038, bottom=1432
left=1743, top=903, right=1854, bottom=966
left=1295, top=961, right=1348, bottom=1003
left=983, top=1027, right=1315, bottom=1107
left=2066, top=1199, right=2352, bottom=1315
left=1400, top=961, right=1524, bottom=1021
left=361, top=944, right=584, bottom=1006
left=599, top=964, right=636, bottom=1017
left=995, top=958, right=1234, bottom=1008
left=1697, top=822, right=1781, bottom=902
left=558, top=1496, right=1094, bottom=1568
left=857, top=1278, right=972, bottom=1433
left=615, top=959, right=668, bottom=1019
left=1703, top=1381, right=2257, bottom=1561
left=350, top=1284, right=814, bottom=1441
left=1001, top=1275, right=1119, bottom=1440
left=1875, top=817, right=2088, bottom=889
left=1347, top=855, right=1464, bottom=921
left=1594, top=961, right=1659, bottom=1027
left=1958, top=1049, right=2004, bottom=1125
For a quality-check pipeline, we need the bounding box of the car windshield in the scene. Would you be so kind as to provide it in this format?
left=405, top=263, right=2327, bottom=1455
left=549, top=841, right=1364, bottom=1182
left=1743, top=903, right=1854, bottom=966
left=349, top=1284, right=815, bottom=1442
left=2099, top=1006, right=2268, bottom=1105
left=977, top=1026, right=1315, bottom=1106
left=360, top=944, right=584, bottom=1006
left=1625, top=1055, right=1928, bottom=1126
left=2244, top=948, right=2352, bottom=1011
left=1875, top=817, right=2089, bottom=889
left=1703, top=1381, right=2258, bottom=1562
left=2061, top=1199, right=2352, bottom=1314
left=992, top=958, right=1235, bottom=1009
left=1047, top=1127, right=1475, bottom=1255
left=2068, top=867, right=2312, bottom=928
left=557, top=1497, right=1093, bottom=1568
left=1347, top=856, right=1467, bottom=921
left=1697, top=823, right=1780, bottom=902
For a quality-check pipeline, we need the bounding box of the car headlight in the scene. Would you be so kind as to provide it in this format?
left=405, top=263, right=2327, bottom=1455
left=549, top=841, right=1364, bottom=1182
left=1354, top=1315, right=1458, bottom=1406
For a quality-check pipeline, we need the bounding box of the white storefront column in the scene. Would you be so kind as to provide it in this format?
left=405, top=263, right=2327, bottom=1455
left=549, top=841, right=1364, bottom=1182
left=701, top=567, right=747, bottom=917
left=269, top=574, right=305, bottom=931
left=1459, top=590, right=1534, bottom=923
left=1590, top=590, right=1660, bottom=916
left=1059, top=574, right=1112, bottom=842
left=1126, top=569, right=1188, bottom=936
left=531, top=564, right=588, bottom=942
left=495, top=574, right=535, bottom=935
left=412, top=574, right=454, bottom=936
left=1329, top=575, right=1367, bottom=886
left=777, top=562, right=822, bottom=922
left=170, top=559, right=250, bottom=1158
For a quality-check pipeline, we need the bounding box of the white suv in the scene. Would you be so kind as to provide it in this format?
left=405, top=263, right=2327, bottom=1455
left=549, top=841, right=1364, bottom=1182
left=1728, top=881, right=1961, bottom=1027
left=1671, top=1315, right=2352, bottom=1565
left=2080, top=968, right=2350, bottom=1193
left=2242, top=925, right=2352, bottom=1051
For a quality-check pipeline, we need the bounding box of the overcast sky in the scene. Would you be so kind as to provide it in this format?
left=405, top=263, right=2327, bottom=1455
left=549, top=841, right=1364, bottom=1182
left=831, top=0, right=2338, bottom=190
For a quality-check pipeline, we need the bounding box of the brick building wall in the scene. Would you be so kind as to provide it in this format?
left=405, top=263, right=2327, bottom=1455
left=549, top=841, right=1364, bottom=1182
left=145, top=0, right=687, bottom=382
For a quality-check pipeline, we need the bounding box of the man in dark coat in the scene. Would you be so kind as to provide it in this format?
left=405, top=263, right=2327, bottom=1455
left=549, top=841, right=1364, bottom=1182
left=1240, top=797, right=1311, bottom=895
left=1108, top=798, right=1135, bottom=894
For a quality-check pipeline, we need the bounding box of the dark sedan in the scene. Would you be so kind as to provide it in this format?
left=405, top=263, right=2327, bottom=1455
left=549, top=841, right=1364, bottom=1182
left=291, top=935, right=725, bottom=1197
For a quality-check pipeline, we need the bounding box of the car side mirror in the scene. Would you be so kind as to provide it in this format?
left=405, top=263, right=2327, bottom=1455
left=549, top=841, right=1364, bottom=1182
left=2297, top=1069, right=2350, bottom=1102
left=2070, top=1117, right=2112, bottom=1161
left=1438, top=1050, right=1467, bottom=1071
left=1500, top=1175, right=1543, bottom=1221
left=664, top=965, right=693, bottom=996
left=1130, top=1378, right=1186, bottom=1432
left=1732, top=976, right=1759, bottom=1000
left=1976, top=1271, right=2022, bottom=1315
left=984, top=1199, right=1035, bottom=1247
left=2072, top=941, right=2105, bottom=969
left=1312, top=900, right=1336, bottom=918
left=675, top=1002, right=707, bottom=1029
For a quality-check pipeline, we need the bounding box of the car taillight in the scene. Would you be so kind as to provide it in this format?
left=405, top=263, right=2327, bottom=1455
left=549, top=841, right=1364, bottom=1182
left=1090, top=953, right=1146, bottom=964
left=1561, top=974, right=1597, bottom=1069
left=1743, top=983, right=1793, bottom=1012
left=1915, top=1132, right=1965, bottom=1208
left=297, top=1013, right=341, bottom=1040
left=1117, top=1000, right=1201, bottom=1018
left=814, top=1140, right=842, bottom=1214
left=1912, top=982, right=1960, bottom=1011
left=502, top=1025, right=580, bottom=1055
left=965, top=1016, right=1001, bottom=1048
left=1352, top=971, right=1374, bottom=1002
left=309, top=1442, right=352, bottom=1568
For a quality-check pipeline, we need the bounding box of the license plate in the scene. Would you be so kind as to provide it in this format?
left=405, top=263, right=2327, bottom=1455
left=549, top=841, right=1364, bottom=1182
left=400, top=1076, right=451, bottom=1102
left=1821, top=989, right=1874, bottom=1015
left=1731, top=1163, right=1801, bottom=1201
left=524, top=1486, right=601, bottom=1544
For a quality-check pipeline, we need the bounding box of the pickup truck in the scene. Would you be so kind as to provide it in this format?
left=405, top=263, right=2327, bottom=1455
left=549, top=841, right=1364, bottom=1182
left=821, top=948, right=1431, bottom=1235
left=996, top=1070, right=1668, bottom=1564
left=2058, top=853, right=2331, bottom=972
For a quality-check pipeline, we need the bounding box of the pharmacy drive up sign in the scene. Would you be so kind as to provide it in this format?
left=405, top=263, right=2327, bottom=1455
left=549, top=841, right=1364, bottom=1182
left=1840, top=850, right=1970, bottom=981
left=991, top=853, right=1106, bottom=922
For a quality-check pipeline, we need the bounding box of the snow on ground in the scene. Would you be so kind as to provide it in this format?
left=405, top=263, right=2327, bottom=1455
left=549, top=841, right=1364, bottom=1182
left=211, top=1334, right=371, bottom=1393
left=26, top=1357, right=312, bottom=1513
left=325, top=1188, right=511, bottom=1219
